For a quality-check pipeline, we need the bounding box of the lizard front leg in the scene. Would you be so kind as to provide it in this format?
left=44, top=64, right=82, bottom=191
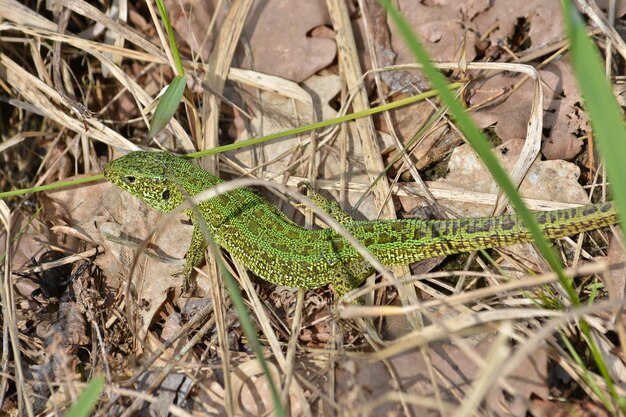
left=181, top=220, right=208, bottom=294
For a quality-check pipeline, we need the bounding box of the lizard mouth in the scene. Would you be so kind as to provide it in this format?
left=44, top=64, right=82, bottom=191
left=102, top=160, right=126, bottom=187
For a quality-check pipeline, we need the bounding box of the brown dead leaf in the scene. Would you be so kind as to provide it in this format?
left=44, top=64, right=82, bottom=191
left=162, top=0, right=336, bottom=83
left=388, top=1, right=485, bottom=89
left=236, top=0, right=336, bottom=83
left=469, top=74, right=534, bottom=140
left=384, top=98, right=437, bottom=145
left=45, top=179, right=199, bottom=339
left=385, top=1, right=570, bottom=88
left=473, top=0, right=565, bottom=55
left=98, top=191, right=194, bottom=340
left=469, top=60, right=587, bottom=161
left=393, top=1, right=487, bottom=61
left=2, top=212, right=49, bottom=275
left=232, top=359, right=303, bottom=416
left=384, top=98, right=465, bottom=178
left=189, top=378, right=226, bottom=415
left=164, top=0, right=224, bottom=62
left=40, top=142, right=73, bottom=181
left=540, top=60, right=588, bottom=160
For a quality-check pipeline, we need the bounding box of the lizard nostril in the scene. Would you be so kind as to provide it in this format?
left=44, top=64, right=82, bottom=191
left=124, top=176, right=136, bottom=183
left=162, top=190, right=170, bottom=200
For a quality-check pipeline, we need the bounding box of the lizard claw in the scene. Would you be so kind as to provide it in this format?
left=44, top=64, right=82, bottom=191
left=173, top=269, right=197, bottom=296
left=181, top=277, right=197, bottom=296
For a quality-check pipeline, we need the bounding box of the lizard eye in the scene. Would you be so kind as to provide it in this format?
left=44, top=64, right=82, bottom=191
left=162, top=190, right=170, bottom=200
left=124, top=176, right=136, bottom=183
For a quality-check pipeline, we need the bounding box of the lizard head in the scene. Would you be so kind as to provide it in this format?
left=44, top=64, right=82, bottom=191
left=104, top=151, right=187, bottom=212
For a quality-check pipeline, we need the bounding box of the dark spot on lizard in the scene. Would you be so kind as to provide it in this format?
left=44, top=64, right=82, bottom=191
left=500, top=218, right=516, bottom=231
left=583, top=206, right=598, bottom=216
left=601, top=203, right=612, bottom=213
left=431, top=223, right=442, bottom=238
left=361, top=237, right=376, bottom=247
left=391, top=222, right=405, bottom=232
left=257, top=251, right=275, bottom=267
left=549, top=212, right=559, bottom=223
left=358, top=223, right=376, bottom=234
left=412, top=227, right=425, bottom=241
left=537, top=213, right=546, bottom=224
left=378, top=232, right=393, bottom=245
left=477, top=219, right=493, bottom=233
left=247, top=221, right=261, bottom=234
left=124, top=176, right=135, bottom=183
left=273, top=243, right=291, bottom=253
left=329, top=240, right=345, bottom=253
left=162, top=189, right=170, bottom=200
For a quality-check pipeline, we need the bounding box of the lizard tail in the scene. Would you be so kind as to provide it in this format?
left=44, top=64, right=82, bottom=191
left=355, top=202, right=618, bottom=266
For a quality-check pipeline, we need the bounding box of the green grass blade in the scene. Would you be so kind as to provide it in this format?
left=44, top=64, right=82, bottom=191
left=186, top=83, right=461, bottom=158
left=149, top=75, right=187, bottom=138
left=154, top=0, right=184, bottom=76
left=0, top=174, right=105, bottom=199
left=560, top=332, right=612, bottom=410
left=63, top=375, right=104, bottom=417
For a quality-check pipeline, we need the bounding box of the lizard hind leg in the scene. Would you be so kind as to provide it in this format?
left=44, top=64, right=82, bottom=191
left=331, top=277, right=361, bottom=305
left=298, top=182, right=356, bottom=226
left=331, top=261, right=373, bottom=304
left=297, top=183, right=382, bottom=302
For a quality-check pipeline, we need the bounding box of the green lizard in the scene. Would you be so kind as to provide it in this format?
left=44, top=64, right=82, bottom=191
left=103, top=151, right=619, bottom=296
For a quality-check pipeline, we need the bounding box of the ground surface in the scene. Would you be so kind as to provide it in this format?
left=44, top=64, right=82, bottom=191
left=1, top=0, right=626, bottom=416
